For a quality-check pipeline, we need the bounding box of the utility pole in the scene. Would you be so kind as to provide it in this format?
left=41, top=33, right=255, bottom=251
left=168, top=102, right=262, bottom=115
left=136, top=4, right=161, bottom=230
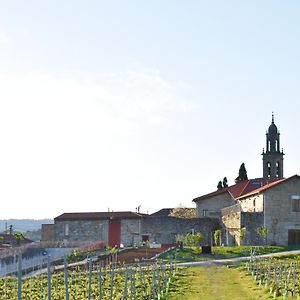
left=9, top=225, right=13, bottom=235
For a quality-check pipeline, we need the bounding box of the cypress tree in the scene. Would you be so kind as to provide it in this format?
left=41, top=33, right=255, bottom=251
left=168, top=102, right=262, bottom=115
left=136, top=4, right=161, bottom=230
left=235, top=163, right=248, bottom=183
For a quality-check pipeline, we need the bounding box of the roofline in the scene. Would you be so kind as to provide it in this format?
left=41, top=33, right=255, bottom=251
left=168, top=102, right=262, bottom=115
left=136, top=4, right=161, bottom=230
left=193, top=189, right=230, bottom=202
left=237, top=175, right=300, bottom=200
left=54, top=211, right=146, bottom=221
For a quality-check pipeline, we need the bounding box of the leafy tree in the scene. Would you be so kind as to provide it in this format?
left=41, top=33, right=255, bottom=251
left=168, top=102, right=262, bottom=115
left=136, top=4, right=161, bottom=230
left=257, top=226, right=269, bottom=245
left=235, top=163, right=248, bottom=183
left=222, top=177, right=228, bottom=187
left=217, top=181, right=223, bottom=189
left=175, top=232, right=204, bottom=247
left=240, top=228, right=246, bottom=243
left=170, top=206, right=196, bottom=218
left=214, top=229, right=221, bottom=246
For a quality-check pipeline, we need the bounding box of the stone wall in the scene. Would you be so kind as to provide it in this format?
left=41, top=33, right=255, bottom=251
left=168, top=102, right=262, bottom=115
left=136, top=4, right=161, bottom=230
left=121, top=219, right=141, bottom=246
left=222, top=212, right=241, bottom=245
left=141, top=216, right=220, bottom=245
left=41, top=224, right=55, bottom=241
left=264, top=177, right=300, bottom=245
left=222, top=211, right=264, bottom=245
left=239, top=194, right=263, bottom=213
left=241, top=212, right=264, bottom=245
left=54, top=220, right=109, bottom=244
left=195, top=192, right=235, bottom=219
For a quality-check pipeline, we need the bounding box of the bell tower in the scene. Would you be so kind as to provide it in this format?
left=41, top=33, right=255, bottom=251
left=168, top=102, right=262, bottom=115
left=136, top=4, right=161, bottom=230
left=262, top=113, right=284, bottom=179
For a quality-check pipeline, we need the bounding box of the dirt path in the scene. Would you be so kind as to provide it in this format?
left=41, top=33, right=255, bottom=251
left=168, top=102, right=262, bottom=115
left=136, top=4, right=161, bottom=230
left=167, top=266, right=273, bottom=300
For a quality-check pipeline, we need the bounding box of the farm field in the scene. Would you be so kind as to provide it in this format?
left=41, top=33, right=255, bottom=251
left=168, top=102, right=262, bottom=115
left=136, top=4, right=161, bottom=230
left=167, top=266, right=273, bottom=300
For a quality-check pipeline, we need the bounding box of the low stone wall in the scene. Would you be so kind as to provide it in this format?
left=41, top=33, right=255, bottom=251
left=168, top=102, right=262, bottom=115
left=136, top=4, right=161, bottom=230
left=241, top=212, right=264, bottom=245
left=141, top=216, right=220, bottom=245
left=222, top=212, right=264, bottom=246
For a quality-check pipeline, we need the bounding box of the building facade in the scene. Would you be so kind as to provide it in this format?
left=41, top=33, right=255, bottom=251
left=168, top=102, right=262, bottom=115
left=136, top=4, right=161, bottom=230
left=43, top=211, right=220, bottom=247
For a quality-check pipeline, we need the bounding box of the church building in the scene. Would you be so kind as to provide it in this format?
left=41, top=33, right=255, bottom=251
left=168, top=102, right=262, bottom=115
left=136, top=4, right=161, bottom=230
left=194, top=114, right=300, bottom=246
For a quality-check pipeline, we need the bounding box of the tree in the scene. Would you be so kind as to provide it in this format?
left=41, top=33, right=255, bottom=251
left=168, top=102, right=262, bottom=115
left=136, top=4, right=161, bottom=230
left=214, top=229, right=221, bottom=246
left=235, top=163, right=248, bottom=183
left=240, top=228, right=246, bottom=244
left=223, top=177, right=228, bottom=187
left=175, top=232, right=204, bottom=247
left=256, top=226, right=268, bottom=245
left=217, top=181, right=223, bottom=189
left=170, top=206, right=196, bottom=218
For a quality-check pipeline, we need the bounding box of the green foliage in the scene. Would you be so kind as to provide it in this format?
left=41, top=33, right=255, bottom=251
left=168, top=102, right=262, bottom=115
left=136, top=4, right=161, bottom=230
left=235, top=163, right=248, bottom=183
left=160, top=245, right=300, bottom=263
left=175, top=232, right=204, bottom=247
left=0, top=263, right=174, bottom=299
left=240, top=228, right=246, bottom=241
left=217, top=181, right=223, bottom=189
left=214, top=229, right=221, bottom=246
left=256, top=226, right=269, bottom=244
left=223, top=177, right=228, bottom=187
left=13, top=232, right=25, bottom=240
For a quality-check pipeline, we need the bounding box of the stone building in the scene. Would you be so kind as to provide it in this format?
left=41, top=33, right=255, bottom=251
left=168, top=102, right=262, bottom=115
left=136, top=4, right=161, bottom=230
left=51, top=211, right=145, bottom=247
left=43, top=211, right=219, bottom=247
left=193, top=178, right=275, bottom=219
left=222, top=175, right=300, bottom=246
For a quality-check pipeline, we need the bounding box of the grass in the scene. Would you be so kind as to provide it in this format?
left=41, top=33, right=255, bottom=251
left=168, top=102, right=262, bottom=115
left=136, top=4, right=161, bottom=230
left=159, top=245, right=300, bottom=262
left=166, top=266, right=274, bottom=300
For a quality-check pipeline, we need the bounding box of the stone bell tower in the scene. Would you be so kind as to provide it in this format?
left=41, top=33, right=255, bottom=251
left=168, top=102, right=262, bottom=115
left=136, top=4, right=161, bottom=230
left=262, top=113, right=284, bottom=179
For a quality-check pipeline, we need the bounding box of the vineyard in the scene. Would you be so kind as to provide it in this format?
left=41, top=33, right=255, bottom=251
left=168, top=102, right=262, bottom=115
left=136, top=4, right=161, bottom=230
left=0, top=256, right=176, bottom=300
left=246, top=252, right=300, bottom=299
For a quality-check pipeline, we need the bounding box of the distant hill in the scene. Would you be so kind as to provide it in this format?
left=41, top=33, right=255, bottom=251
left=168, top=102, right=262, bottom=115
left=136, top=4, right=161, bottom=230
left=0, top=219, right=53, bottom=233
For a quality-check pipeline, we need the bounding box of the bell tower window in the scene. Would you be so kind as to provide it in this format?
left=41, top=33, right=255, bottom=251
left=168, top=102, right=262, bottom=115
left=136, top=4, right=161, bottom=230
left=267, top=162, right=271, bottom=178
left=276, top=162, right=280, bottom=178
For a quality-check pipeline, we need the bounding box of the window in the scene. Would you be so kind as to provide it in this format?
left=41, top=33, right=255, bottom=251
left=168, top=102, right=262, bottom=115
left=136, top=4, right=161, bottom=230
left=292, top=198, right=300, bottom=212
left=267, top=162, right=271, bottom=178
left=268, top=140, right=271, bottom=151
left=203, top=209, right=208, bottom=217
left=275, top=140, right=278, bottom=151
left=65, top=223, right=69, bottom=236
left=276, top=162, right=280, bottom=177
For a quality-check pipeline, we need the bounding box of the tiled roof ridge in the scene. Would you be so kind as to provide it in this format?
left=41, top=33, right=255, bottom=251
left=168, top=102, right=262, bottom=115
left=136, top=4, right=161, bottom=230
left=237, top=175, right=299, bottom=199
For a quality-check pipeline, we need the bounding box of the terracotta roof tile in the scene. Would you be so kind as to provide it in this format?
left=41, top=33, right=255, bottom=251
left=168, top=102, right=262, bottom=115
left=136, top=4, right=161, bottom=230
left=237, top=175, right=300, bottom=199
left=193, top=178, right=279, bottom=202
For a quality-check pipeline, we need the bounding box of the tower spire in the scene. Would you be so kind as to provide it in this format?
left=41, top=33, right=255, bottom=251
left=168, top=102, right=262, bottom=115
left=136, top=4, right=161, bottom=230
left=272, top=112, right=274, bottom=124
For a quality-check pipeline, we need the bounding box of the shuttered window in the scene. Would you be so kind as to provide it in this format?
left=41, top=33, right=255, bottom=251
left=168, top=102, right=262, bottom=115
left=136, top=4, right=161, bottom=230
left=292, top=199, right=300, bottom=212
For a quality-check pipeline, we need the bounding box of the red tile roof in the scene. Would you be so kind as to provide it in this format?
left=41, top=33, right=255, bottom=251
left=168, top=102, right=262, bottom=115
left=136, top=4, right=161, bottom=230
left=55, top=211, right=148, bottom=221
left=193, top=178, right=279, bottom=202
left=237, top=175, right=300, bottom=199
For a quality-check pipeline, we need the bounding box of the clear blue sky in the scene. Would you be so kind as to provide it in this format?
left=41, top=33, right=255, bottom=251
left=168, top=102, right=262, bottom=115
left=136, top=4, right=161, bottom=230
left=0, top=1, right=300, bottom=218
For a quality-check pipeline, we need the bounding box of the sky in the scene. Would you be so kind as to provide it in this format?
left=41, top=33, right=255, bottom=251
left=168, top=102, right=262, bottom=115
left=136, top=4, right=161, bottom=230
left=0, top=1, right=300, bottom=219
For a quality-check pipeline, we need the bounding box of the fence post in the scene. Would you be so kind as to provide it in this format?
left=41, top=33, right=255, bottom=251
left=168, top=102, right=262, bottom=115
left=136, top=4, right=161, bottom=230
left=99, top=262, right=103, bottom=300
left=64, top=255, right=69, bottom=300
left=88, top=257, right=92, bottom=300
left=109, top=263, right=115, bottom=300
left=18, top=254, right=22, bottom=300
left=47, top=255, right=51, bottom=300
